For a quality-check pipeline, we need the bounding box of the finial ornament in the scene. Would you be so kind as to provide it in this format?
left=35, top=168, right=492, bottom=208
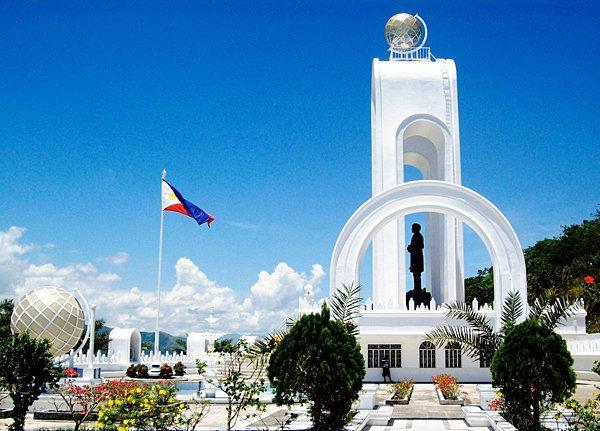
left=161, top=169, right=167, bottom=180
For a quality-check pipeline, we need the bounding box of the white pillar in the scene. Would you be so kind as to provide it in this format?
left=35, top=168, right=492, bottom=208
left=88, top=304, right=96, bottom=369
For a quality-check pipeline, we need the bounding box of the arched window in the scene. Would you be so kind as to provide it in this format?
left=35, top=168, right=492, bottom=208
left=445, top=342, right=462, bottom=368
left=419, top=341, right=436, bottom=368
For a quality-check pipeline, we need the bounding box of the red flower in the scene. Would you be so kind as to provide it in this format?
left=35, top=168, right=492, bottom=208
left=488, top=398, right=500, bottom=411
left=63, top=368, right=79, bottom=377
left=584, top=275, right=595, bottom=285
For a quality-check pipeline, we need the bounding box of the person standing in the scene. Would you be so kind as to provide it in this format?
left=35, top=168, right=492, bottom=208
left=381, top=356, right=392, bottom=383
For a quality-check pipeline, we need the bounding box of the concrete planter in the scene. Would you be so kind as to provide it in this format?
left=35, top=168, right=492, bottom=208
left=385, top=385, right=413, bottom=405
left=436, top=387, right=464, bottom=405
left=476, top=384, right=500, bottom=410
left=33, top=410, right=99, bottom=421
left=352, top=385, right=378, bottom=410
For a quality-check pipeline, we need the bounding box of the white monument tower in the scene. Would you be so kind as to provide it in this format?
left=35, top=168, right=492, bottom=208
left=371, top=14, right=463, bottom=308
left=323, top=14, right=534, bottom=381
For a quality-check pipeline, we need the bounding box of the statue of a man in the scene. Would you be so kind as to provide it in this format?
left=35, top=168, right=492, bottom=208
left=407, top=223, right=424, bottom=291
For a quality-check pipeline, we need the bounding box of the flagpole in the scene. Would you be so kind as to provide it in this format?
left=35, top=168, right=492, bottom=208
left=154, top=169, right=166, bottom=359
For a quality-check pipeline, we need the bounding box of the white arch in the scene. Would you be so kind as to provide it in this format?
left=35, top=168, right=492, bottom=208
left=108, top=328, right=142, bottom=364
left=330, top=180, right=527, bottom=329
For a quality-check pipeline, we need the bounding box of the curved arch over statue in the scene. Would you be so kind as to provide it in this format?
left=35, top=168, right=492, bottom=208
left=330, top=180, right=527, bottom=330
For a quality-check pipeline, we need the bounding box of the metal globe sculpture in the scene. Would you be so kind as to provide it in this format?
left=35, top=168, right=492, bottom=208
left=385, top=13, right=423, bottom=51
left=11, top=286, right=86, bottom=357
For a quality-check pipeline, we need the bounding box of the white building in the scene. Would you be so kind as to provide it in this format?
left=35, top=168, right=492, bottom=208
left=301, top=14, right=599, bottom=382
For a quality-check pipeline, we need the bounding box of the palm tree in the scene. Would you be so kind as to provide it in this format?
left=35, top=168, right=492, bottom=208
left=425, top=291, right=580, bottom=365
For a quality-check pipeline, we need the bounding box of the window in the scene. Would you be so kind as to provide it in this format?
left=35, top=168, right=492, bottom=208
left=445, top=342, right=462, bottom=368
left=479, top=350, right=492, bottom=368
left=419, top=341, right=436, bottom=368
left=367, top=344, right=402, bottom=368
left=479, top=355, right=491, bottom=368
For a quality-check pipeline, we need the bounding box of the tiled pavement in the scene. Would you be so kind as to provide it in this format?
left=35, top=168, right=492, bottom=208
left=364, top=384, right=493, bottom=430
left=365, top=419, right=492, bottom=430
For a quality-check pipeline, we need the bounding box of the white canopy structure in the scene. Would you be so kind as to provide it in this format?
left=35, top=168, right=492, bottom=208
left=108, top=328, right=142, bottom=364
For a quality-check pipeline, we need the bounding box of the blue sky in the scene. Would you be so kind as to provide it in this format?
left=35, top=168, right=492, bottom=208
left=1, top=0, right=599, bottom=334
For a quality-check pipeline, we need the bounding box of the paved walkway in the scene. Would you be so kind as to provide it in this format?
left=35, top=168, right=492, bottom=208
left=366, top=419, right=492, bottom=430
left=376, top=383, right=466, bottom=419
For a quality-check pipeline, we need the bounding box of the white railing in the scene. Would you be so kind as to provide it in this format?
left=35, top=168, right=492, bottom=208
left=567, top=339, right=600, bottom=354
left=389, top=47, right=434, bottom=61
left=63, top=350, right=224, bottom=367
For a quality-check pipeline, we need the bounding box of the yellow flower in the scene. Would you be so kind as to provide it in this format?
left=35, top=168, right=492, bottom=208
left=135, top=387, right=142, bottom=394
left=159, top=389, right=167, bottom=395
left=97, top=422, right=105, bottom=429
left=108, top=400, right=114, bottom=406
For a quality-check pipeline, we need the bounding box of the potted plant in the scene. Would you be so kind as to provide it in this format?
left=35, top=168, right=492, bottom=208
left=385, top=380, right=414, bottom=405
left=125, top=364, right=137, bottom=378
left=159, top=363, right=173, bottom=379
left=136, top=364, right=149, bottom=378
left=432, top=374, right=464, bottom=405
left=173, top=361, right=185, bottom=377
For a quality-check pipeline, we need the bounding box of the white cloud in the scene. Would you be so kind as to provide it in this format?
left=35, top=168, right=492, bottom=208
left=224, top=220, right=261, bottom=230
left=0, top=226, right=325, bottom=336
left=100, top=251, right=129, bottom=265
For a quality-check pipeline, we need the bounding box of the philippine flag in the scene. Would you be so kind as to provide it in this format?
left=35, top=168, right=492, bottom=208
left=162, top=180, right=215, bottom=227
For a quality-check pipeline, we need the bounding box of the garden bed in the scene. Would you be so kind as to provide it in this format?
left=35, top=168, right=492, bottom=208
left=435, top=387, right=464, bottom=405
left=432, top=374, right=464, bottom=406
left=384, top=380, right=414, bottom=405
left=33, top=410, right=99, bottom=421
left=385, top=386, right=413, bottom=405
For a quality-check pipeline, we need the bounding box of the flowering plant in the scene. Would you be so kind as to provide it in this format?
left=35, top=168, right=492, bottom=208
left=584, top=275, right=596, bottom=285
left=159, top=363, right=173, bottom=379
left=57, top=381, right=110, bottom=431
left=63, top=368, right=79, bottom=378
left=97, top=381, right=187, bottom=431
left=391, top=380, right=414, bottom=399
left=103, top=379, right=141, bottom=398
left=556, top=396, right=600, bottom=430
left=432, top=374, right=461, bottom=400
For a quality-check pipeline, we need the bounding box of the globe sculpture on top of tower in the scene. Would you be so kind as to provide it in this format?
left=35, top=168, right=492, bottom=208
left=384, top=13, right=430, bottom=61
left=11, top=286, right=88, bottom=358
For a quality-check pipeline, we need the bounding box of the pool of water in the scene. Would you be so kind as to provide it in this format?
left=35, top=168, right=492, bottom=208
left=175, top=380, right=274, bottom=397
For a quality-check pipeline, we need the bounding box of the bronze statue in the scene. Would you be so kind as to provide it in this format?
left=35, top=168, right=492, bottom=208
left=406, top=223, right=431, bottom=309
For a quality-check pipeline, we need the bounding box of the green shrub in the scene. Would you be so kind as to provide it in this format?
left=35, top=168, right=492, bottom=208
left=0, top=332, right=62, bottom=431
left=268, top=303, right=365, bottom=431
left=173, top=361, right=185, bottom=376
left=195, top=359, right=207, bottom=375
left=491, top=319, right=576, bottom=431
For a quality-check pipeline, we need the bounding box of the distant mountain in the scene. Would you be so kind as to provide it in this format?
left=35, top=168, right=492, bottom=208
left=140, top=330, right=185, bottom=353
left=101, top=327, right=248, bottom=353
